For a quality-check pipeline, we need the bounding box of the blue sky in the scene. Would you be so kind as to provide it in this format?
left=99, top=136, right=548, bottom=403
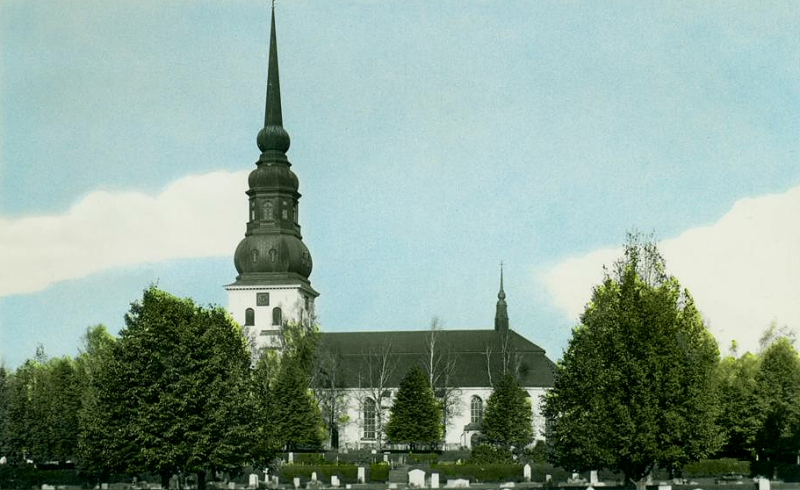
left=1, top=0, right=799, bottom=368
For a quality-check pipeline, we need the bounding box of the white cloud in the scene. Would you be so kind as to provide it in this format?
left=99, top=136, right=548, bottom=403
left=0, top=170, right=248, bottom=297
left=543, top=184, right=800, bottom=355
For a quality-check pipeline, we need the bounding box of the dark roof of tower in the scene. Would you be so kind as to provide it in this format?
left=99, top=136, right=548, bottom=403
left=316, top=329, right=555, bottom=389
left=229, top=5, right=314, bottom=290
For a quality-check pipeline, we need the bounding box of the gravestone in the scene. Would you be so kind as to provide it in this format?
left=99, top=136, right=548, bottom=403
left=657, top=485, right=672, bottom=490
left=500, top=482, right=515, bottom=488
left=357, top=467, right=365, bottom=484
left=249, top=474, right=259, bottom=489
left=293, top=477, right=300, bottom=489
left=431, top=473, right=440, bottom=489
left=42, top=485, right=56, bottom=490
left=523, top=465, right=531, bottom=483
left=545, top=475, right=552, bottom=483
left=758, top=477, right=770, bottom=490
left=445, top=479, right=470, bottom=488
left=384, top=454, right=389, bottom=463
left=228, top=483, right=236, bottom=490
left=0, top=456, right=6, bottom=465
left=331, top=476, right=339, bottom=488
left=590, top=471, right=598, bottom=485
left=288, top=452, right=294, bottom=464
left=409, top=469, right=425, bottom=488
left=311, top=472, right=318, bottom=483
left=102, top=484, right=110, bottom=490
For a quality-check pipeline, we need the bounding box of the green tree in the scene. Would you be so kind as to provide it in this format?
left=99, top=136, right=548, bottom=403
left=0, top=366, right=8, bottom=457
left=386, top=365, right=441, bottom=449
left=482, top=373, right=533, bottom=451
left=2, top=349, right=81, bottom=463
left=87, top=287, right=254, bottom=488
left=542, top=234, right=722, bottom=490
left=752, top=335, right=800, bottom=464
left=715, top=351, right=760, bottom=459
left=264, top=322, right=324, bottom=451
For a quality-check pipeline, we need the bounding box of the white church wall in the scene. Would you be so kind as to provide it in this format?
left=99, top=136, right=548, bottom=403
left=331, top=386, right=549, bottom=450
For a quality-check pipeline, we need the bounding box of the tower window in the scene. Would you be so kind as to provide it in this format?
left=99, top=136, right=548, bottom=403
left=249, top=200, right=255, bottom=221
left=261, top=200, right=273, bottom=221
left=471, top=395, right=484, bottom=424
left=269, top=248, right=278, bottom=263
left=363, top=398, right=377, bottom=440
left=282, top=200, right=288, bottom=219
left=272, top=307, right=283, bottom=326
left=251, top=249, right=259, bottom=263
left=244, top=308, right=255, bottom=326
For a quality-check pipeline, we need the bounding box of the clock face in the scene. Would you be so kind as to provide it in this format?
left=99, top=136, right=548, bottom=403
left=256, top=292, right=270, bottom=306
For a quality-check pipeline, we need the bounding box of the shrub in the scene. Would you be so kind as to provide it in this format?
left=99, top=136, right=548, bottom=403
left=370, top=463, right=390, bottom=482
left=469, top=444, right=513, bottom=464
left=408, top=453, right=440, bottom=464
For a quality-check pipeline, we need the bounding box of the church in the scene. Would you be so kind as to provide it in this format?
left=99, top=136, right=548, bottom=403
left=225, top=6, right=555, bottom=450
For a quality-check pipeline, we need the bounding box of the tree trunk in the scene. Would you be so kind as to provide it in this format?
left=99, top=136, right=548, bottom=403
left=160, top=472, right=171, bottom=489
left=197, top=470, right=207, bottom=490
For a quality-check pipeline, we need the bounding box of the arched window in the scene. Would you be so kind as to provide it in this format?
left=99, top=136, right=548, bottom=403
left=281, top=200, right=289, bottom=220
left=244, top=308, right=255, bottom=326
left=363, top=398, right=377, bottom=440
left=471, top=395, right=483, bottom=424
left=272, top=307, right=283, bottom=326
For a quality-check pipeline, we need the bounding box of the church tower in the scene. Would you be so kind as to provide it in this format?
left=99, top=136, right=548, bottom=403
left=226, top=5, right=318, bottom=351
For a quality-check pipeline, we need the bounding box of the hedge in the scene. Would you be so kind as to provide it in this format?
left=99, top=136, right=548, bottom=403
left=431, top=463, right=524, bottom=482
left=276, top=464, right=389, bottom=483
left=683, top=458, right=750, bottom=477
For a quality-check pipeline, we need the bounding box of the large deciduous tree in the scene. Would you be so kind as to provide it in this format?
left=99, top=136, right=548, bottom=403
left=86, top=287, right=254, bottom=488
left=543, top=234, right=722, bottom=490
left=482, top=373, right=533, bottom=451
left=386, top=365, right=441, bottom=450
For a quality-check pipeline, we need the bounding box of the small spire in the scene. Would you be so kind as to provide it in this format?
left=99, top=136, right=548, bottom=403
left=495, top=262, right=509, bottom=332
left=257, top=3, right=290, bottom=154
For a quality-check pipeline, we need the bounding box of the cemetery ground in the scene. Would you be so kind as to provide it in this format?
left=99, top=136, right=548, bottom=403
left=3, top=453, right=800, bottom=490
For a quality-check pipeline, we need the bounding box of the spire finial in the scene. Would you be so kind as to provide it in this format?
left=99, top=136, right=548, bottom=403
left=257, top=1, right=290, bottom=155
left=498, top=261, right=506, bottom=300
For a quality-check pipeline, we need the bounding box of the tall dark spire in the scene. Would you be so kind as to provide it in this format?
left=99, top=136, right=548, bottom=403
left=257, top=4, right=290, bottom=155
left=232, top=2, right=315, bottom=289
left=495, top=262, right=509, bottom=332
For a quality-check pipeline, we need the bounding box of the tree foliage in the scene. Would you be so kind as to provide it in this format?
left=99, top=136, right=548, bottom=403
left=2, top=349, right=81, bottom=464
left=386, top=365, right=441, bottom=448
left=83, top=287, right=254, bottom=487
left=543, top=234, right=722, bottom=489
left=482, top=374, right=533, bottom=451
left=253, top=322, right=324, bottom=454
left=715, top=351, right=760, bottom=459
left=752, top=335, right=800, bottom=464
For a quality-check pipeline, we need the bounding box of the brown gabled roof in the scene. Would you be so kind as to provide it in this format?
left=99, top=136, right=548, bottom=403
left=316, top=329, right=555, bottom=389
